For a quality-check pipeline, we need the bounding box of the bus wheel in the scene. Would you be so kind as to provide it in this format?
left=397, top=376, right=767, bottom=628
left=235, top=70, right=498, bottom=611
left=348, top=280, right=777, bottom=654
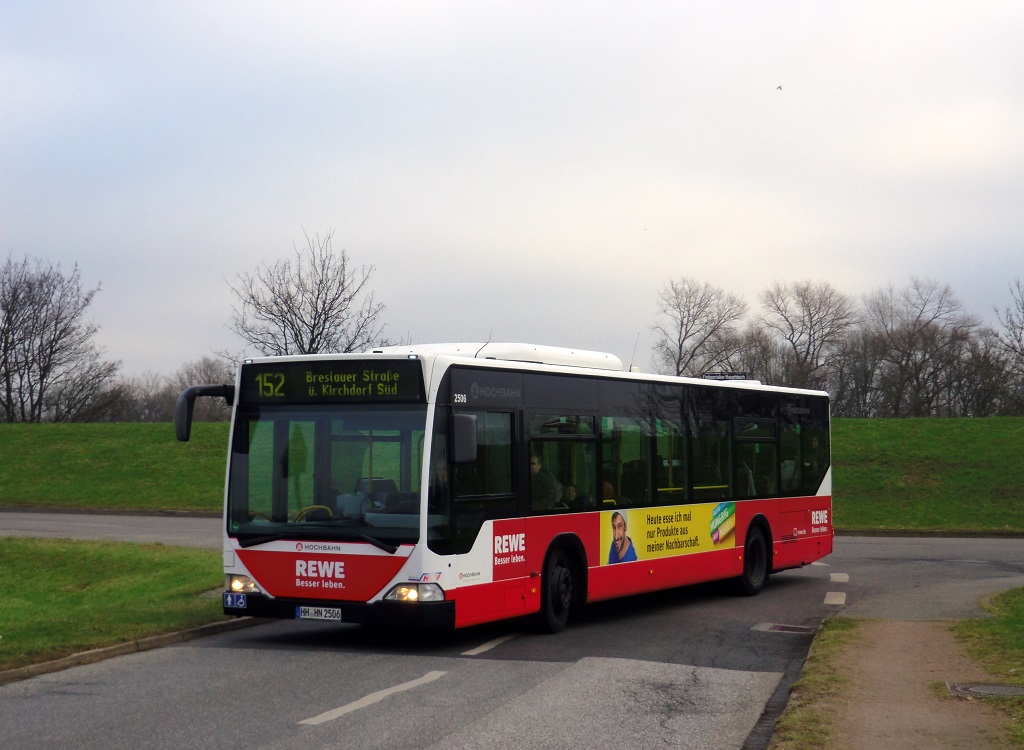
left=737, top=526, right=768, bottom=596
left=539, top=548, right=574, bottom=633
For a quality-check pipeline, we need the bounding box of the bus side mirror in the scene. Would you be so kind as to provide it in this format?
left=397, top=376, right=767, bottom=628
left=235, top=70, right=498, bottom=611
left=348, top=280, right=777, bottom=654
left=175, top=384, right=235, bottom=442
left=451, top=413, right=478, bottom=464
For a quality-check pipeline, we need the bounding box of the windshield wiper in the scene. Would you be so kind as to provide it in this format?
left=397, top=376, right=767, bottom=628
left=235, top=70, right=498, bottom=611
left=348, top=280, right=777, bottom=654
left=237, top=533, right=288, bottom=549
left=351, top=532, right=398, bottom=554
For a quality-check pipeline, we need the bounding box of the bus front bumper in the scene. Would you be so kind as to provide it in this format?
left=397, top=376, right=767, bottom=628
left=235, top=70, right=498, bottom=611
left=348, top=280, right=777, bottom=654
left=223, top=592, right=456, bottom=630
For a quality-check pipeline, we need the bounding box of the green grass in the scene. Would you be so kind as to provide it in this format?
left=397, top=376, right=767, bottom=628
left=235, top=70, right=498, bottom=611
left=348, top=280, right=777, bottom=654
left=769, top=618, right=861, bottom=750
left=0, top=422, right=228, bottom=513
left=770, top=606, right=1024, bottom=745
left=956, top=588, right=1024, bottom=745
left=773, top=596, right=1024, bottom=750
left=832, top=417, right=1024, bottom=532
left=0, top=538, right=226, bottom=671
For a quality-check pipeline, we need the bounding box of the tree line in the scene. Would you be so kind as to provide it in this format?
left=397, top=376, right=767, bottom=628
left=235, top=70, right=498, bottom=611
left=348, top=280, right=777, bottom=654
left=4, top=238, right=1023, bottom=422
left=0, top=253, right=235, bottom=422
left=0, top=231, right=388, bottom=423
left=652, top=276, right=1024, bottom=417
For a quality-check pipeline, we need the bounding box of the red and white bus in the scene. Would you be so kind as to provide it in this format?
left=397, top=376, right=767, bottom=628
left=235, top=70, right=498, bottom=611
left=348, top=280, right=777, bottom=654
left=175, top=343, right=832, bottom=633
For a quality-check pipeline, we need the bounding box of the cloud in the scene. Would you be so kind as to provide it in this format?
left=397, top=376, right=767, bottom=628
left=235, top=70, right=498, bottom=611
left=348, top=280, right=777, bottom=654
left=3, top=2, right=1023, bottom=374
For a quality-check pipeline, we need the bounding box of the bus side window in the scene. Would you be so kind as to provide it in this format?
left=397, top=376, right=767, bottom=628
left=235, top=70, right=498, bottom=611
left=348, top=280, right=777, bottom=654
left=802, top=397, right=830, bottom=494
left=780, top=397, right=806, bottom=495
left=690, top=390, right=729, bottom=501
left=732, top=391, right=779, bottom=498
left=780, top=394, right=829, bottom=496
left=528, top=414, right=597, bottom=513
left=654, top=417, right=686, bottom=505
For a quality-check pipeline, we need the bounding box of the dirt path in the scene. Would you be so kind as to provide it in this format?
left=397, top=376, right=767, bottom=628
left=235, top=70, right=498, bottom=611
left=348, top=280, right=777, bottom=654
left=830, top=620, right=1012, bottom=749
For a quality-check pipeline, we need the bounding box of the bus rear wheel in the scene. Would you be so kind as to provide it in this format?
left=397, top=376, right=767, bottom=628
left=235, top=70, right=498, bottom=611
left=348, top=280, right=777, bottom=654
left=736, top=526, right=768, bottom=596
left=538, top=548, right=574, bottom=633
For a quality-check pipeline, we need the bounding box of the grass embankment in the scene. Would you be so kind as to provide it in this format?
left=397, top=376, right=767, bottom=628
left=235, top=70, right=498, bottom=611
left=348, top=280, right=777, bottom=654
left=0, top=422, right=229, bottom=674
left=0, top=538, right=224, bottom=672
left=832, top=417, right=1024, bottom=533
left=0, top=422, right=228, bottom=513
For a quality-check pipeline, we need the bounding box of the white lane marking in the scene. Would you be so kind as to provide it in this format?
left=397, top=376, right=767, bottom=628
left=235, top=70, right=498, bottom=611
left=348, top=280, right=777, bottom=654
left=830, top=573, right=850, bottom=583
left=810, top=561, right=829, bottom=567
left=462, top=634, right=517, bottom=656
left=824, top=591, right=847, bottom=606
left=298, top=670, right=447, bottom=725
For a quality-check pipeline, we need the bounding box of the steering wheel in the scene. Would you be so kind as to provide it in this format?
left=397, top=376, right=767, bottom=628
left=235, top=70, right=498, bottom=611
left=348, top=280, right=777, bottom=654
left=293, top=505, right=334, bottom=522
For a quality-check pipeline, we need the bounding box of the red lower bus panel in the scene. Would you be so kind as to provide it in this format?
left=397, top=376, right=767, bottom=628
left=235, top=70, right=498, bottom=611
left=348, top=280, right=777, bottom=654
left=452, top=580, right=538, bottom=629
left=587, top=545, right=742, bottom=603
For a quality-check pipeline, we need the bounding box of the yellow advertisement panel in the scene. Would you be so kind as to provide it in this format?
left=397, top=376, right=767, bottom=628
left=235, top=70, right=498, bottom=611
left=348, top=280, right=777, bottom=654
left=600, top=501, right=736, bottom=565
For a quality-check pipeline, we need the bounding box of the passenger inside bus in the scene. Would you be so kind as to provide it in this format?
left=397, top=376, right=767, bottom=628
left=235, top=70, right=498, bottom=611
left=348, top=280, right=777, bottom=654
left=735, top=461, right=756, bottom=497
left=530, top=453, right=559, bottom=510
left=561, top=483, right=580, bottom=510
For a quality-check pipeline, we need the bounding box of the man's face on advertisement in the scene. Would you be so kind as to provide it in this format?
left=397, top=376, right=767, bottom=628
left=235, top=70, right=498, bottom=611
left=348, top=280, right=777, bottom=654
left=612, top=513, right=627, bottom=552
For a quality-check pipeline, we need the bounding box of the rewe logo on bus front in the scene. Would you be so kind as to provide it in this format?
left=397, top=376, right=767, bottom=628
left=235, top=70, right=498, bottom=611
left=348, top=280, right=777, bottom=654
left=494, top=533, right=526, bottom=566
left=295, top=559, right=346, bottom=590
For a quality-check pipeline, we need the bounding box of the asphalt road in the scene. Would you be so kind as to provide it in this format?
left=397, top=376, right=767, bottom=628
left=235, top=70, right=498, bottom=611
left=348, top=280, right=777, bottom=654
left=0, top=510, right=222, bottom=548
left=2, top=512, right=1022, bottom=750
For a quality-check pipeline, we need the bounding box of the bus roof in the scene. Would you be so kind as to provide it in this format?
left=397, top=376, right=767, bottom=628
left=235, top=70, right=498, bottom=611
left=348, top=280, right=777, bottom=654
left=370, top=342, right=625, bottom=372
left=242, top=343, right=824, bottom=398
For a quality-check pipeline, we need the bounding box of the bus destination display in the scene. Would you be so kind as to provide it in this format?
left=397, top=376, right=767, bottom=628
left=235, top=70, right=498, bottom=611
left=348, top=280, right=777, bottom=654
left=240, top=360, right=424, bottom=404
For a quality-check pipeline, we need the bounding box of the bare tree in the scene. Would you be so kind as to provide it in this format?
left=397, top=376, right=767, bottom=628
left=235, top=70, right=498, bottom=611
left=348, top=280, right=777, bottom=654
left=0, top=255, right=119, bottom=422
left=947, top=327, right=1013, bottom=417
left=865, top=277, right=979, bottom=417
left=651, top=277, right=748, bottom=376
left=730, top=321, right=786, bottom=384
left=167, top=356, right=234, bottom=421
left=94, top=372, right=170, bottom=422
left=228, top=230, right=389, bottom=356
left=827, top=328, right=889, bottom=417
left=995, top=278, right=1024, bottom=407
left=98, top=357, right=236, bottom=422
left=758, top=280, right=859, bottom=390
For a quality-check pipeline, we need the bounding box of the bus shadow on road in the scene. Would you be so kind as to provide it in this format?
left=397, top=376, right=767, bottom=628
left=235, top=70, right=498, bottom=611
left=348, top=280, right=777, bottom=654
left=213, top=572, right=823, bottom=662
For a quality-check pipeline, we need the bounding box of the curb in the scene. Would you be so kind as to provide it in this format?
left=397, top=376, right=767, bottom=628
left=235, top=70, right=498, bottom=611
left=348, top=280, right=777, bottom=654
left=835, top=528, right=1024, bottom=538
left=0, top=617, right=267, bottom=686
left=0, top=506, right=220, bottom=518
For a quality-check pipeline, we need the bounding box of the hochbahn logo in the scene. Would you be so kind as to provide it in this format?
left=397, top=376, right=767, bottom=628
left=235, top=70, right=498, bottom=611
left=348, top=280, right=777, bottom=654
left=295, top=542, right=345, bottom=552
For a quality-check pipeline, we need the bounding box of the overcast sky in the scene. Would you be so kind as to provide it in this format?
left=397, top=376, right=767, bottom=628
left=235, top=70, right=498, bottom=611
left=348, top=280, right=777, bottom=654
left=4, top=1, right=1023, bottom=376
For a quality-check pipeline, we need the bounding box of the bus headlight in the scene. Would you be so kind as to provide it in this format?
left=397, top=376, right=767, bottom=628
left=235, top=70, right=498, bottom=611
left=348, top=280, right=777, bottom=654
left=383, top=583, right=445, bottom=603
left=228, top=575, right=261, bottom=594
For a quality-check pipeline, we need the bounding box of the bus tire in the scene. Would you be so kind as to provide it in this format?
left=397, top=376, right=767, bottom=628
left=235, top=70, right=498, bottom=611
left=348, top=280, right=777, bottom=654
left=736, top=525, right=769, bottom=596
left=538, top=548, right=575, bottom=633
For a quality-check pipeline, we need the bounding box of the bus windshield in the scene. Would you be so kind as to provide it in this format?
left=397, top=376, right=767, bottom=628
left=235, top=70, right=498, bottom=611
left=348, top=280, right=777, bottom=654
left=227, top=405, right=428, bottom=548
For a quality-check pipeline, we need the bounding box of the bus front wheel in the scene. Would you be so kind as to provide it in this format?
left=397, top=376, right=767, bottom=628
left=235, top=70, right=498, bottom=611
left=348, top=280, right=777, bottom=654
left=736, top=526, right=768, bottom=596
left=538, top=548, right=574, bottom=633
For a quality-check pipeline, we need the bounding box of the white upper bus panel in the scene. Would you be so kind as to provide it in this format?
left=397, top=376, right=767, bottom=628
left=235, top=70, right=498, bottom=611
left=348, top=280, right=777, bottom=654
left=371, top=343, right=624, bottom=372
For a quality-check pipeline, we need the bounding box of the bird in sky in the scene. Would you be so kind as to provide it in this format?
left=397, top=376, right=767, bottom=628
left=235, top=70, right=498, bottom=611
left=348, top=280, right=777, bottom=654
left=777, top=85, right=782, bottom=90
